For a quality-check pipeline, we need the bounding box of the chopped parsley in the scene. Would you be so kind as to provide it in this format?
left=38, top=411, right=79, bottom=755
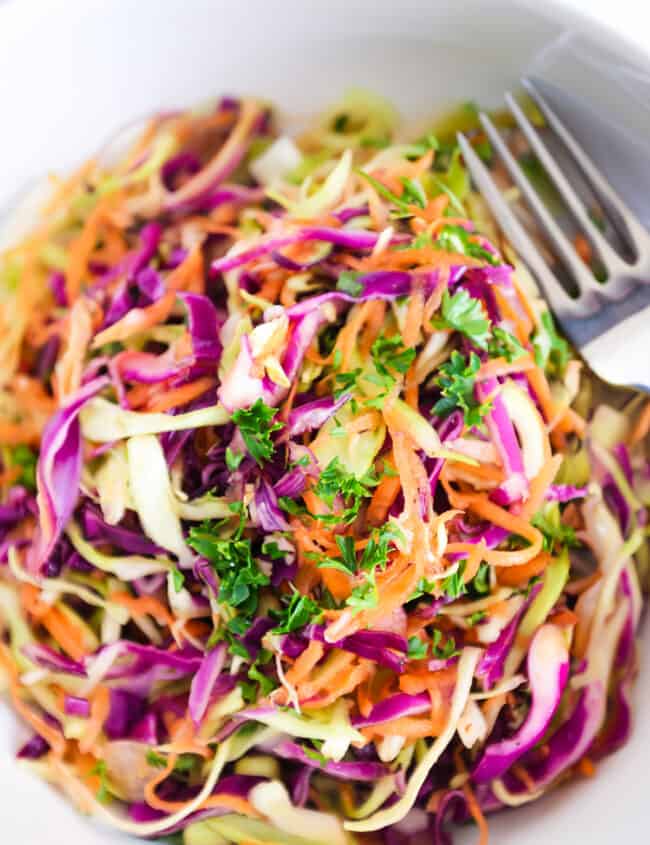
left=531, top=505, right=579, bottom=553
left=442, top=560, right=467, bottom=600
left=371, top=333, right=416, bottom=377
left=170, top=566, right=185, bottom=593
left=271, top=591, right=321, bottom=634
left=467, top=610, right=487, bottom=627
left=436, top=224, right=497, bottom=264
left=532, top=311, right=570, bottom=376
left=225, top=447, right=244, bottom=472
left=231, top=399, right=284, bottom=467
left=334, top=368, right=362, bottom=399
left=347, top=567, right=378, bottom=611
left=434, top=351, right=491, bottom=427
left=187, top=524, right=269, bottom=623
left=487, top=326, right=526, bottom=362
left=146, top=750, right=167, bottom=769
left=407, top=636, right=429, bottom=660
left=470, top=562, right=491, bottom=597
left=337, top=270, right=364, bottom=296
left=90, top=760, right=111, bottom=803
left=433, top=288, right=491, bottom=350
left=313, top=458, right=379, bottom=525
left=432, top=629, right=460, bottom=660
left=7, top=444, right=37, bottom=491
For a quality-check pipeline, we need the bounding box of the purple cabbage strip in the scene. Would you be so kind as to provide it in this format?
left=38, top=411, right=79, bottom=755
left=64, top=695, right=91, bottom=718
left=22, top=643, right=87, bottom=677
left=211, top=228, right=410, bottom=275
left=473, top=624, right=569, bottom=783
left=130, top=712, right=159, bottom=745
left=32, top=377, right=109, bottom=573
left=254, top=478, right=291, bottom=532
left=475, top=583, right=541, bottom=689
left=291, top=766, right=312, bottom=808
left=304, top=624, right=407, bottom=673
left=188, top=644, right=227, bottom=726
left=17, top=734, right=50, bottom=760
left=49, top=271, right=68, bottom=307
left=271, top=740, right=389, bottom=781
left=161, top=151, right=201, bottom=190
left=546, top=484, right=588, bottom=503
left=105, top=690, right=146, bottom=740
left=514, top=681, right=605, bottom=791
left=351, top=692, right=431, bottom=728
left=477, top=376, right=527, bottom=505
left=0, top=486, right=35, bottom=525
left=287, top=393, right=351, bottom=437
left=179, top=292, right=223, bottom=362
left=80, top=503, right=164, bottom=556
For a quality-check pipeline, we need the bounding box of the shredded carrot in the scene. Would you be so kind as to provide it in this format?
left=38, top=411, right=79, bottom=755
left=512, top=764, right=538, bottom=792
left=549, top=608, right=579, bottom=628
left=577, top=756, right=596, bottom=778
left=496, top=552, right=551, bottom=587
left=442, top=482, right=543, bottom=566
left=0, top=643, right=66, bottom=755
left=92, top=290, right=177, bottom=348
left=40, top=606, right=88, bottom=661
left=367, top=462, right=401, bottom=526
left=78, top=685, right=111, bottom=754
left=462, top=782, right=490, bottom=845
left=518, top=454, right=562, bottom=520
left=145, top=376, right=216, bottom=413
left=111, top=592, right=174, bottom=627
left=284, top=641, right=324, bottom=687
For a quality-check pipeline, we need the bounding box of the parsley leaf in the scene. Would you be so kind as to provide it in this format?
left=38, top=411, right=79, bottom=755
left=357, top=169, right=414, bottom=216
left=532, top=311, right=570, bottom=376
left=347, top=567, right=378, bottom=611
left=531, top=504, right=579, bottom=553
left=470, top=562, right=491, bottom=596
left=8, top=444, right=37, bottom=491
left=334, top=368, right=362, bottom=399
left=271, top=591, right=321, bottom=634
left=407, top=636, right=429, bottom=660
left=436, top=224, right=498, bottom=264
left=337, top=270, right=363, bottom=296
left=432, top=629, right=460, bottom=660
left=225, top=447, right=244, bottom=472
left=442, top=560, right=467, bottom=600
left=371, top=333, right=416, bottom=376
left=313, top=458, right=379, bottom=525
left=90, top=760, right=111, bottom=803
left=488, top=326, right=526, bottom=362
left=171, top=566, right=185, bottom=593
left=231, top=399, right=284, bottom=467
left=467, top=611, right=487, bottom=626
left=187, top=524, right=270, bottom=621
left=434, top=351, right=490, bottom=427
left=146, top=750, right=167, bottom=769
left=433, top=288, right=491, bottom=350
left=317, top=535, right=358, bottom=574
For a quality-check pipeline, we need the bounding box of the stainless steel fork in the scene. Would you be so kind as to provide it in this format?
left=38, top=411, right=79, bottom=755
left=457, top=77, right=650, bottom=392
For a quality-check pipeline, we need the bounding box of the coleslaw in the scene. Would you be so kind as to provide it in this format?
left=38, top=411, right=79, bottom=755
left=0, top=90, right=648, bottom=845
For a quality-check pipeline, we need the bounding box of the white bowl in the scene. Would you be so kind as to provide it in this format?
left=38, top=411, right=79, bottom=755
left=0, top=1, right=648, bottom=843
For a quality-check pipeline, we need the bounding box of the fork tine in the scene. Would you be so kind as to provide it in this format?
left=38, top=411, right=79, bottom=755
left=479, top=110, right=607, bottom=303
left=522, top=77, right=650, bottom=268
left=504, top=91, right=633, bottom=293
left=456, top=132, right=594, bottom=318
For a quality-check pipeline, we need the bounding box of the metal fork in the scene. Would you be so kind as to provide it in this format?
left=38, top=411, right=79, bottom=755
left=457, top=77, right=650, bottom=392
